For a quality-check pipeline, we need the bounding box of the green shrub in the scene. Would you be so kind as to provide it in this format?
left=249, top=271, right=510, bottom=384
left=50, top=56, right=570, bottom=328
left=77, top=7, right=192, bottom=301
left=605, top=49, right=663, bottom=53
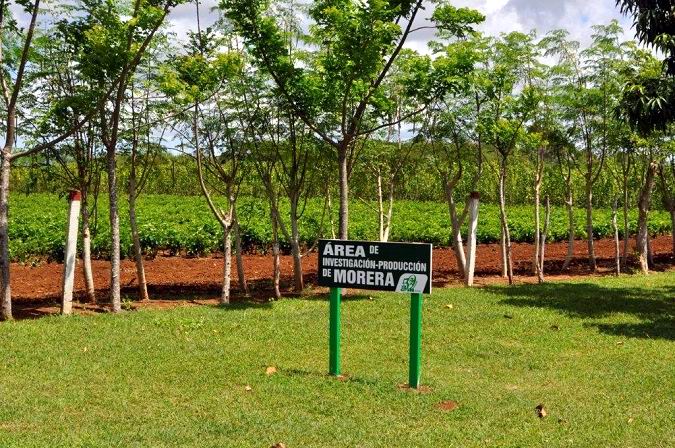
left=7, top=194, right=672, bottom=262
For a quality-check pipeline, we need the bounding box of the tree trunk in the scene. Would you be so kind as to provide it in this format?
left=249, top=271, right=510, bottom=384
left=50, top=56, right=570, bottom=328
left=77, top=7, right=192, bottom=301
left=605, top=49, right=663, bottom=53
left=636, top=161, right=657, bottom=275
left=327, top=185, right=336, bottom=239
left=498, top=158, right=513, bottom=284
left=533, top=148, right=544, bottom=276
left=500, top=229, right=507, bottom=278
left=444, top=182, right=466, bottom=278
left=562, top=187, right=575, bottom=271
left=270, top=208, right=281, bottom=299
left=671, top=210, right=675, bottom=258
left=0, top=151, right=12, bottom=321
left=221, top=227, right=232, bottom=304
left=289, top=199, right=304, bottom=293
left=585, top=181, right=596, bottom=272
left=383, top=182, right=394, bottom=242
left=612, top=198, right=620, bottom=276
left=233, top=212, right=249, bottom=296
left=128, top=183, right=149, bottom=302
left=81, top=193, right=96, bottom=304
left=338, top=147, right=349, bottom=240
left=61, top=191, right=81, bottom=315
left=450, top=218, right=466, bottom=278
left=533, top=178, right=541, bottom=276
left=464, top=192, right=480, bottom=287
left=107, top=147, right=121, bottom=312
left=622, top=186, right=630, bottom=270
left=538, top=196, right=550, bottom=284
left=377, top=168, right=384, bottom=241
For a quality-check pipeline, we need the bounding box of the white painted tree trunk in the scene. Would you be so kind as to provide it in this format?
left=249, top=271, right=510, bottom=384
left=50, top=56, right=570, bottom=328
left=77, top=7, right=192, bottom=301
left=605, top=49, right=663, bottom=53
left=464, top=192, right=480, bottom=287
left=61, top=190, right=81, bottom=315
left=80, top=195, right=96, bottom=304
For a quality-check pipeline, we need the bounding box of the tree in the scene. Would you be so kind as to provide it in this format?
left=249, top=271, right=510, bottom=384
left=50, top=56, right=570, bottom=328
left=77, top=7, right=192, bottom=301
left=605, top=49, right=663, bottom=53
left=423, top=40, right=482, bottom=277
left=362, top=48, right=433, bottom=243
left=617, top=49, right=675, bottom=273
left=616, top=0, right=675, bottom=75
left=69, top=0, right=186, bottom=312
left=221, top=0, right=482, bottom=240
left=35, top=12, right=107, bottom=304
left=0, top=0, right=111, bottom=320
left=125, top=59, right=168, bottom=303
left=481, top=32, right=541, bottom=284
left=541, top=29, right=582, bottom=271
left=161, top=14, right=245, bottom=303
left=577, top=22, right=626, bottom=271
left=243, top=2, right=322, bottom=293
left=659, top=158, right=675, bottom=257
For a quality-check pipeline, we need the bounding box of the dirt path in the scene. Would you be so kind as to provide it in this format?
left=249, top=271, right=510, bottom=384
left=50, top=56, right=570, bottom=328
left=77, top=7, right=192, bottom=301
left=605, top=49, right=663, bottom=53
left=12, top=236, right=673, bottom=308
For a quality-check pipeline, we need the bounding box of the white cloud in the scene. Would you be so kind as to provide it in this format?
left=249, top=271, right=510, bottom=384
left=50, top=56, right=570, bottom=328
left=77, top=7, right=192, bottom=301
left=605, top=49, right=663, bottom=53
left=167, top=0, right=219, bottom=41
left=473, top=0, right=632, bottom=45
left=167, top=0, right=636, bottom=51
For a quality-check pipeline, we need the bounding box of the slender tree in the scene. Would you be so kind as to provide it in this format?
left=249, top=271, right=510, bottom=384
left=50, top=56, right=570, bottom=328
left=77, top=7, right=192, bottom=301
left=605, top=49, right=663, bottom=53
left=221, top=1, right=481, bottom=239
left=0, top=1, right=116, bottom=320
left=482, top=32, right=541, bottom=284
left=70, top=0, right=186, bottom=312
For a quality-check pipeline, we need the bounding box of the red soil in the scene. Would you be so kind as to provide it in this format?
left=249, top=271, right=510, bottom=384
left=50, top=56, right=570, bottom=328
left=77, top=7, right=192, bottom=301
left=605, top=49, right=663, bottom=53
left=9, top=236, right=674, bottom=318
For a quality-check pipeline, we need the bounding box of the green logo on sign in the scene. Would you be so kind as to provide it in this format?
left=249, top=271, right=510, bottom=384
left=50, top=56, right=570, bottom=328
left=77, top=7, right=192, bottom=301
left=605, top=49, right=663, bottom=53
left=401, top=275, right=418, bottom=292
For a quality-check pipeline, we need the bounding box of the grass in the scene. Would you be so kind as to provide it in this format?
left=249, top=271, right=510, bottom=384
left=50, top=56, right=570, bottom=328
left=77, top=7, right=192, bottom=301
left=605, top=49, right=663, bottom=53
left=0, top=273, right=673, bottom=447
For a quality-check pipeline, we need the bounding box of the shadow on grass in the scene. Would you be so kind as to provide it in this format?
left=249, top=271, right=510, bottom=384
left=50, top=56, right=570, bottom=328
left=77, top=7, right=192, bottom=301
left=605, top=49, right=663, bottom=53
left=487, top=283, right=675, bottom=341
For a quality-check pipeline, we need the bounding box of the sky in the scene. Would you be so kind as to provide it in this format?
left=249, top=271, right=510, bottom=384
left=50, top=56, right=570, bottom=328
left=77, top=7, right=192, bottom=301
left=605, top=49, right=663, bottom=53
left=167, top=0, right=635, bottom=52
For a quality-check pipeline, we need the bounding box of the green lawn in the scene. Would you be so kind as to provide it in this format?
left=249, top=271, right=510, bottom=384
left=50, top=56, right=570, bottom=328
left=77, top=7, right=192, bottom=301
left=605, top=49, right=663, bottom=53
left=0, top=273, right=673, bottom=447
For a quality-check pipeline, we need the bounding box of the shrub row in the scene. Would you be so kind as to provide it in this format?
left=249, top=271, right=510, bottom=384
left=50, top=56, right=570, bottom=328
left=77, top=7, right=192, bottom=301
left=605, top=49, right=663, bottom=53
left=8, top=194, right=672, bottom=262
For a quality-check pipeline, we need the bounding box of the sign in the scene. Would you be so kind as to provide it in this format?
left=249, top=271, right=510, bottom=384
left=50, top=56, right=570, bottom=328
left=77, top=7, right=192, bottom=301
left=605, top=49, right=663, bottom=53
left=320, top=239, right=433, bottom=389
left=318, top=239, right=433, bottom=294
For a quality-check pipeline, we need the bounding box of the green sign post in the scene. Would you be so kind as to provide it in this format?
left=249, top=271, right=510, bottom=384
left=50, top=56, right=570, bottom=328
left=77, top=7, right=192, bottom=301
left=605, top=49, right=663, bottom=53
left=408, top=292, right=423, bottom=388
left=329, top=287, right=342, bottom=376
left=320, top=240, right=432, bottom=389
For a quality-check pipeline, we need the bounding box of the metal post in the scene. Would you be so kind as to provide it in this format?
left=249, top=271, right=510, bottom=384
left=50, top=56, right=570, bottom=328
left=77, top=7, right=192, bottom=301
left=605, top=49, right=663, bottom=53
left=408, top=292, right=423, bottom=388
left=62, top=190, right=81, bottom=315
left=329, top=287, right=342, bottom=376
